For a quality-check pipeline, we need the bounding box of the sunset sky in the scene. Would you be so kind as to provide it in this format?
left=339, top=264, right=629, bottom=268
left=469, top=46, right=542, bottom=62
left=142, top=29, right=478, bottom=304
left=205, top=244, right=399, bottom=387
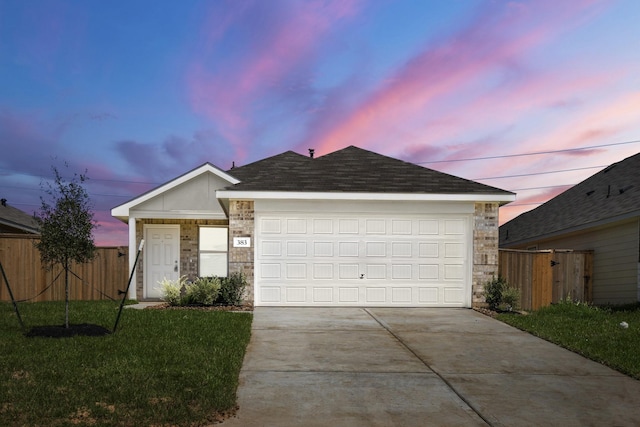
left=1, top=0, right=639, bottom=246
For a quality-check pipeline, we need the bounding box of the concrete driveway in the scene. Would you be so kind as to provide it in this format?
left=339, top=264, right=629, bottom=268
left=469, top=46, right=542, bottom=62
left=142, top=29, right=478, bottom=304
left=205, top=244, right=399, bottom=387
left=223, top=308, right=640, bottom=426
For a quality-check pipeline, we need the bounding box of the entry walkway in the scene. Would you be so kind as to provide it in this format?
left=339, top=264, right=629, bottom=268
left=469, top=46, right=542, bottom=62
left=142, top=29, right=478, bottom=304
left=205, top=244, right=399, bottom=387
left=223, top=308, right=640, bottom=426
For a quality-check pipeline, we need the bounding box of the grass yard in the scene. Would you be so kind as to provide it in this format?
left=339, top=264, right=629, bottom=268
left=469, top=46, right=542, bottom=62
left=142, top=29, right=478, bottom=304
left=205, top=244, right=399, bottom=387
left=497, top=301, right=640, bottom=380
left=0, top=300, right=252, bottom=426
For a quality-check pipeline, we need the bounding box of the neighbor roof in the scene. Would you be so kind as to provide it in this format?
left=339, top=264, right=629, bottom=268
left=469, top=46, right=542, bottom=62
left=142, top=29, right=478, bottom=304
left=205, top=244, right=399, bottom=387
left=500, top=152, right=640, bottom=246
left=0, top=200, right=40, bottom=234
left=226, top=146, right=514, bottom=196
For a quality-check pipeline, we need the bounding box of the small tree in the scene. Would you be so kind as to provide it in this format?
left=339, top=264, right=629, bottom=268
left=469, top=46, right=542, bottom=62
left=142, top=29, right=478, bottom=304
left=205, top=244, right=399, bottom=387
left=36, top=165, right=97, bottom=328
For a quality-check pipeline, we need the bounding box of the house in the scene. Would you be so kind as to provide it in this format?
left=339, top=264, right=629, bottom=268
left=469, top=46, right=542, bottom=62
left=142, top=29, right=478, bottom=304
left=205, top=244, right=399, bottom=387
left=0, top=199, right=40, bottom=234
left=499, top=152, right=640, bottom=305
left=112, top=146, right=514, bottom=307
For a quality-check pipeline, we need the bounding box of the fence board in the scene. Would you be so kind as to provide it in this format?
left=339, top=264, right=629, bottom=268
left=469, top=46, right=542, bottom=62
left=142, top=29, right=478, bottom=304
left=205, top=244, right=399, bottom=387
left=0, top=234, right=128, bottom=302
left=499, top=249, right=593, bottom=311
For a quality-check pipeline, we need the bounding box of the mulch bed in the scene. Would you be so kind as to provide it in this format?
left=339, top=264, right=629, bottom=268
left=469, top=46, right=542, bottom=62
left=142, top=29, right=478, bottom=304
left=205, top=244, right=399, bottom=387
left=26, top=323, right=112, bottom=338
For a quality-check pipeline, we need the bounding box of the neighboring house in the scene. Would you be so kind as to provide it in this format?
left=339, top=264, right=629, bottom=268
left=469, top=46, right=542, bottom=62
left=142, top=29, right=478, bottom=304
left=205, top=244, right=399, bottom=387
left=112, top=146, right=514, bottom=307
left=0, top=199, right=40, bottom=234
left=500, top=152, right=640, bottom=305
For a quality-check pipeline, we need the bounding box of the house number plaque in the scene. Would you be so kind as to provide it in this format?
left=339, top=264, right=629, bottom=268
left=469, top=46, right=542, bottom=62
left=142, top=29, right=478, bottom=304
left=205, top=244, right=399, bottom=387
left=233, top=237, right=251, bottom=248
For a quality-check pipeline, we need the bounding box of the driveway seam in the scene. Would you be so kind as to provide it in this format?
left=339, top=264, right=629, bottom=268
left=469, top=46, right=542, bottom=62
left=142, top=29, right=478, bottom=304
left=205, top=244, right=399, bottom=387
left=364, top=308, right=494, bottom=427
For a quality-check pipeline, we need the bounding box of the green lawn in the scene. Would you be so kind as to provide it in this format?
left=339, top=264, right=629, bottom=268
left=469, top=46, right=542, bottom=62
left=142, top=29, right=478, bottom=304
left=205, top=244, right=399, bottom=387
left=0, top=300, right=252, bottom=426
left=497, top=301, right=640, bottom=380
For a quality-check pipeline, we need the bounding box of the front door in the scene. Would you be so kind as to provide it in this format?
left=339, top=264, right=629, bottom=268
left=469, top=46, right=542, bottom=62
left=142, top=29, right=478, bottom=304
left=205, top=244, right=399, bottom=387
left=145, top=225, right=180, bottom=299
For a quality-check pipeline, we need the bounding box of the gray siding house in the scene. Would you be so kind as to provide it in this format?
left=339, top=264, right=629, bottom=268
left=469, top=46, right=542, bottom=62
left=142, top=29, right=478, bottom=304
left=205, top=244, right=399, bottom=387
left=113, top=146, right=514, bottom=307
left=500, top=152, right=640, bottom=305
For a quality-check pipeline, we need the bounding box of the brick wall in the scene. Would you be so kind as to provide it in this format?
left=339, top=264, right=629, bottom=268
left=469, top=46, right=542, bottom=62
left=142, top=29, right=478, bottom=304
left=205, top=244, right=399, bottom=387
left=134, top=218, right=227, bottom=300
left=228, top=200, right=255, bottom=305
left=472, top=202, right=499, bottom=307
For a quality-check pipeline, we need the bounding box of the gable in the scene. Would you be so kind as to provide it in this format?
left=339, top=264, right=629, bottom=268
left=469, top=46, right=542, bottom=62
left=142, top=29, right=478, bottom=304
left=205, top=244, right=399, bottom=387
left=112, top=163, right=238, bottom=221
left=133, top=173, right=230, bottom=218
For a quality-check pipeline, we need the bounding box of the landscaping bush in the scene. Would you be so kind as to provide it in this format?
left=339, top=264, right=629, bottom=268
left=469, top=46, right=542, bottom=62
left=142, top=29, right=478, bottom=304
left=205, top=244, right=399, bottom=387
left=160, top=276, right=188, bottom=306
left=184, top=276, right=221, bottom=305
left=160, top=274, right=246, bottom=306
left=218, top=272, right=247, bottom=306
left=484, top=275, right=520, bottom=311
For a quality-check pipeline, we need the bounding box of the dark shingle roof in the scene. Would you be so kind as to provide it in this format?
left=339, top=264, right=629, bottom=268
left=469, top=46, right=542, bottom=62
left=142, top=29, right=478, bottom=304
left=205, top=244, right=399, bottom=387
left=0, top=201, right=40, bottom=234
left=500, top=152, right=640, bottom=246
left=227, top=146, right=513, bottom=195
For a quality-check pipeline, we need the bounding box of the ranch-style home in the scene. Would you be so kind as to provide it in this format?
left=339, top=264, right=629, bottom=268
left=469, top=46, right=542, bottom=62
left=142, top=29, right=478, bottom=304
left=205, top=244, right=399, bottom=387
left=112, top=146, right=514, bottom=307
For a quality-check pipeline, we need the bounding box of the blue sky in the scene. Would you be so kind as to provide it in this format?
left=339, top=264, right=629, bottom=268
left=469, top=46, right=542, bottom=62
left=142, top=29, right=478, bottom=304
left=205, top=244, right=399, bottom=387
left=1, top=0, right=639, bottom=245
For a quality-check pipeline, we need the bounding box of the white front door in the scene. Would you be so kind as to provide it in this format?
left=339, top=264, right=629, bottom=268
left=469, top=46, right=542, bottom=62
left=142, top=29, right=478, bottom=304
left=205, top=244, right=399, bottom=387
left=144, top=225, right=180, bottom=299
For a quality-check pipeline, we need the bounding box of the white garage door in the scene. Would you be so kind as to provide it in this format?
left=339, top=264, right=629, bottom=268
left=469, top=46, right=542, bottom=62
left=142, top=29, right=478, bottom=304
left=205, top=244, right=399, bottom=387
left=255, top=212, right=471, bottom=307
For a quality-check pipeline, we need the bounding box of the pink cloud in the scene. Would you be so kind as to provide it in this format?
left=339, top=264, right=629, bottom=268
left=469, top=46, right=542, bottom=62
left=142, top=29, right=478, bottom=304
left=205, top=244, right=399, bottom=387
left=304, top=1, right=609, bottom=158
left=186, top=0, right=361, bottom=161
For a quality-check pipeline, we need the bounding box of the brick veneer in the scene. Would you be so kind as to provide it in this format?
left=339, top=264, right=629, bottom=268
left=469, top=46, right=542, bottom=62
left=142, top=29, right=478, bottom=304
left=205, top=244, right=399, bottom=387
left=472, top=202, right=499, bottom=307
left=135, top=218, right=227, bottom=300
left=228, top=200, right=255, bottom=305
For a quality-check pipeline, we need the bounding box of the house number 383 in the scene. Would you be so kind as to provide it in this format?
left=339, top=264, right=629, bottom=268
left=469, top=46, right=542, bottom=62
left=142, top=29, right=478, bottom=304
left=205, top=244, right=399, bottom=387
left=233, top=237, right=251, bottom=248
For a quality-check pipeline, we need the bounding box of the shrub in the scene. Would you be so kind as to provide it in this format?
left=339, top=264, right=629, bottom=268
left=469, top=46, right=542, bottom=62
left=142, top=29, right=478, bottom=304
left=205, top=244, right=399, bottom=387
left=218, top=272, right=247, bottom=306
left=184, top=276, right=221, bottom=305
left=501, top=285, right=521, bottom=311
left=160, top=276, right=188, bottom=306
left=484, top=275, right=506, bottom=310
left=484, top=275, right=520, bottom=311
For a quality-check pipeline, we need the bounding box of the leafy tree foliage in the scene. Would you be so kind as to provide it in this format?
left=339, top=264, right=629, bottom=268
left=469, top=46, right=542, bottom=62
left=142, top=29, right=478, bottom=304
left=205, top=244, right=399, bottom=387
left=35, top=165, right=97, bottom=327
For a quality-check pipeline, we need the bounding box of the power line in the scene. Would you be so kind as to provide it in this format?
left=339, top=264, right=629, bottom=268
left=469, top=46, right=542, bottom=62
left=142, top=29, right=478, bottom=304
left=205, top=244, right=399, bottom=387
left=473, top=165, right=606, bottom=181
left=418, top=139, right=640, bottom=164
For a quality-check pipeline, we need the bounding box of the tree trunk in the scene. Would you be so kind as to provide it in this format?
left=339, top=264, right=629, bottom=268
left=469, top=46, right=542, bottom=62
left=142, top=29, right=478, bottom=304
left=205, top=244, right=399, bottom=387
left=64, top=260, right=69, bottom=329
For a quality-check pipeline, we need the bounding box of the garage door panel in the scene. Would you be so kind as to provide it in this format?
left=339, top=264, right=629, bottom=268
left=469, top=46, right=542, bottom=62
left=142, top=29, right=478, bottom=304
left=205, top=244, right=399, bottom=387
left=261, top=286, right=281, bottom=302
left=366, top=287, right=386, bottom=303
left=286, top=263, right=307, bottom=279
left=313, top=219, right=333, bottom=234
left=444, top=288, right=464, bottom=303
left=261, top=241, right=282, bottom=256
left=392, top=242, right=412, bottom=257
left=339, top=264, right=359, bottom=279
left=314, top=242, right=333, bottom=256
left=392, top=287, right=412, bottom=303
left=339, top=219, right=359, bottom=234
left=286, top=219, right=307, bottom=234
left=419, top=220, right=439, bottom=235
left=339, top=242, right=359, bottom=257
left=261, top=218, right=282, bottom=233
left=313, top=287, right=333, bottom=302
left=286, top=287, right=306, bottom=302
left=286, top=241, right=307, bottom=256
left=256, top=214, right=470, bottom=307
left=366, top=241, right=386, bottom=257
left=313, top=264, right=334, bottom=279
left=366, top=264, right=386, bottom=279
left=339, top=287, right=359, bottom=303
left=418, top=287, right=439, bottom=303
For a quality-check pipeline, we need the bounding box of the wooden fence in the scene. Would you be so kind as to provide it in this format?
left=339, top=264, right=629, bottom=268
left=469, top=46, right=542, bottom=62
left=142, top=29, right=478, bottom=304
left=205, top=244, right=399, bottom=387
left=499, top=249, right=594, bottom=311
left=0, top=234, right=129, bottom=302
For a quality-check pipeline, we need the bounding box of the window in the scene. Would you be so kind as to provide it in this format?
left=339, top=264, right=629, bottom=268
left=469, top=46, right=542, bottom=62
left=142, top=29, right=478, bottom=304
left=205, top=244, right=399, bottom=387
left=199, top=227, right=228, bottom=277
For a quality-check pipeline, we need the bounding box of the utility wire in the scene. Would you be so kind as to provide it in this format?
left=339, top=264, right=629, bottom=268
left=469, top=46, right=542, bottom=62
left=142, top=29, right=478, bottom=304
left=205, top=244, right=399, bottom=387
left=473, top=165, right=606, bottom=181
left=418, top=139, right=640, bottom=164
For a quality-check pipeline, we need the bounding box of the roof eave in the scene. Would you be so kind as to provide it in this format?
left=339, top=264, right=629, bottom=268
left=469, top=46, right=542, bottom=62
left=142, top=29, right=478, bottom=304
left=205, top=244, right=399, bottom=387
left=216, top=190, right=516, bottom=203
left=501, top=209, right=640, bottom=247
